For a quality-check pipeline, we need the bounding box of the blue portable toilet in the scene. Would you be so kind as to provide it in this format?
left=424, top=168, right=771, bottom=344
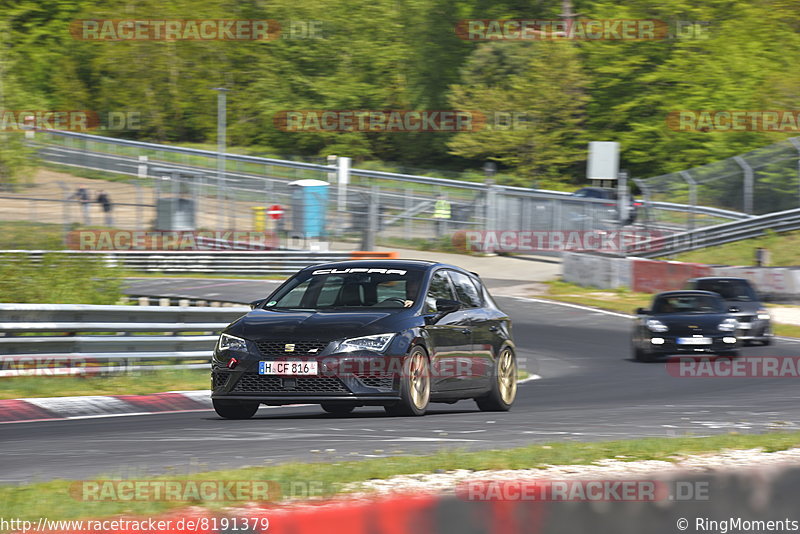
left=289, top=179, right=329, bottom=238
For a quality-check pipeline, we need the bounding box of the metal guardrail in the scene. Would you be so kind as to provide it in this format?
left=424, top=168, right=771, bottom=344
left=35, top=130, right=750, bottom=225
left=631, top=207, right=800, bottom=258
left=0, top=250, right=395, bottom=275
left=0, top=303, right=248, bottom=376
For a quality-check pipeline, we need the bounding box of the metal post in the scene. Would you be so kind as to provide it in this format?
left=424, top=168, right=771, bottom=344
left=484, top=180, right=497, bottom=232
left=734, top=156, right=754, bottom=215
left=633, top=178, right=650, bottom=231
left=404, top=187, right=411, bottom=237
left=136, top=182, right=143, bottom=230
left=680, top=170, right=697, bottom=231
left=213, top=88, right=229, bottom=229
left=617, top=170, right=629, bottom=226
left=789, top=138, right=800, bottom=208
left=361, top=186, right=377, bottom=250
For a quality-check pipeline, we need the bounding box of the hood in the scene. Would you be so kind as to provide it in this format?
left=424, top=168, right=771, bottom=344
left=227, top=309, right=407, bottom=341
left=654, top=313, right=731, bottom=335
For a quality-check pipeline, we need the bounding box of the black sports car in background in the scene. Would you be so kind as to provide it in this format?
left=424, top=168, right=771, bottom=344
left=632, top=290, right=740, bottom=362
left=211, top=260, right=518, bottom=418
left=685, top=277, right=772, bottom=345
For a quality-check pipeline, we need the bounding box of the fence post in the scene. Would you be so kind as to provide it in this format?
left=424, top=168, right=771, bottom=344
left=680, top=170, right=697, bottom=231
left=790, top=138, right=800, bottom=209
left=361, top=186, right=378, bottom=250
left=484, top=180, right=497, bottom=232
left=734, top=156, right=754, bottom=214
left=404, top=187, right=412, bottom=237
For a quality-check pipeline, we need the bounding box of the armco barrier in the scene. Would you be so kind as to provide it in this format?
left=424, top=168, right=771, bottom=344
left=562, top=253, right=800, bottom=301
left=45, top=466, right=800, bottom=534
left=0, top=250, right=395, bottom=275
left=630, top=258, right=713, bottom=293
left=562, top=252, right=631, bottom=289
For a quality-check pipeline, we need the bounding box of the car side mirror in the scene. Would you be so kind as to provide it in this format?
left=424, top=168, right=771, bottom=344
left=250, top=299, right=265, bottom=310
left=635, top=307, right=649, bottom=315
left=728, top=306, right=740, bottom=313
left=436, top=298, right=461, bottom=315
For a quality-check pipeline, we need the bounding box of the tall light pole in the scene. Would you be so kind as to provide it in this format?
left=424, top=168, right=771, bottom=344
left=212, top=87, right=230, bottom=228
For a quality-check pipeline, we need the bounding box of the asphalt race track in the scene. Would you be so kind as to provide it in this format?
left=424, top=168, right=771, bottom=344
left=3, top=294, right=800, bottom=483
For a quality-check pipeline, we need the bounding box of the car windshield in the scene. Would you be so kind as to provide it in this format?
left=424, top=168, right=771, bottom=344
left=652, top=294, right=725, bottom=314
left=264, top=269, right=424, bottom=310
left=694, top=279, right=757, bottom=301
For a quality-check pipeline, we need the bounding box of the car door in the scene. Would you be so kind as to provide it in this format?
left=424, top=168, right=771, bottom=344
left=447, top=270, right=489, bottom=390
left=422, top=270, right=472, bottom=392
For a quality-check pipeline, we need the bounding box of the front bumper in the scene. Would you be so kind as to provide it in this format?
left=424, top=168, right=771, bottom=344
left=735, top=317, right=772, bottom=341
left=644, top=335, right=739, bottom=355
left=211, top=351, right=404, bottom=403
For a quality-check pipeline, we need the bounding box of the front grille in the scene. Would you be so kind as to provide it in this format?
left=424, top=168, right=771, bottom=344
left=213, top=372, right=230, bottom=388
left=255, top=340, right=328, bottom=357
left=357, top=375, right=395, bottom=391
left=738, top=315, right=755, bottom=323
left=232, top=374, right=350, bottom=394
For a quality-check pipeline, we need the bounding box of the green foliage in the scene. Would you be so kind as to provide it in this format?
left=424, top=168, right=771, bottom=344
left=3, top=0, right=800, bottom=186
left=0, top=253, right=124, bottom=304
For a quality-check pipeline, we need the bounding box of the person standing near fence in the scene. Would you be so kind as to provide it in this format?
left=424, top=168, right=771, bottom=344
left=433, top=193, right=451, bottom=237
left=96, top=190, right=113, bottom=226
left=70, top=186, right=91, bottom=225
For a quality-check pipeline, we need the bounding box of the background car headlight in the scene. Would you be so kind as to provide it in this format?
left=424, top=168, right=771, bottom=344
left=217, top=333, right=247, bottom=352
left=337, top=334, right=395, bottom=353
left=645, top=319, right=668, bottom=333
left=757, top=309, right=771, bottom=320
left=718, top=318, right=738, bottom=332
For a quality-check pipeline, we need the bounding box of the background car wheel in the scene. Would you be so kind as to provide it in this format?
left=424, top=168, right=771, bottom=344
left=321, top=403, right=356, bottom=415
left=385, top=346, right=430, bottom=416
left=633, top=343, right=654, bottom=362
left=476, top=346, right=517, bottom=412
left=213, top=399, right=259, bottom=419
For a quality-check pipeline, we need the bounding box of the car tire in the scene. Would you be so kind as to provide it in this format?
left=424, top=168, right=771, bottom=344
left=762, top=338, right=772, bottom=346
left=213, top=399, right=259, bottom=419
left=475, top=346, right=517, bottom=412
left=321, top=403, right=356, bottom=415
left=384, top=346, right=430, bottom=416
left=633, top=343, right=654, bottom=362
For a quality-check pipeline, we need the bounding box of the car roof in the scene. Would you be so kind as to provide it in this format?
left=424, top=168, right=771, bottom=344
left=655, top=290, right=722, bottom=298
left=300, top=259, right=475, bottom=275
left=688, top=277, right=750, bottom=283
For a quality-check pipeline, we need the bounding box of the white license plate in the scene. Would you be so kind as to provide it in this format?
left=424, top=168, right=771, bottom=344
left=259, top=361, right=318, bottom=375
left=739, top=323, right=751, bottom=329
left=677, top=337, right=712, bottom=345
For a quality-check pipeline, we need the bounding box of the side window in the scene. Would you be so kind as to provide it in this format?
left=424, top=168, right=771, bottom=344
left=425, top=271, right=454, bottom=312
left=449, top=271, right=482, bottom=308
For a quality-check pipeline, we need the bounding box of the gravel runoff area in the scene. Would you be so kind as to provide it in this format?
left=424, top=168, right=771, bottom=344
left=340, top=448, right=800, bottom=498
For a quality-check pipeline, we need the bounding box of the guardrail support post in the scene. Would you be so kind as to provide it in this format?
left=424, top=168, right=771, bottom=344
left=790, top=138, right=800, bottom=209
left=680, top=171, right=697, bottom=231
left=734, top=156, right=754, bottom=215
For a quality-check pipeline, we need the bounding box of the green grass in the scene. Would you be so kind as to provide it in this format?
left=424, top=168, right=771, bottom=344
left=674, top=230, right=800, bottom=266
left=4, top=431, right=800, bottom=522
left=0, top=221, right=67, bottom=250
left=0, top=253, right=124, bottom=304
left=0, top=369, right=210, bottom=400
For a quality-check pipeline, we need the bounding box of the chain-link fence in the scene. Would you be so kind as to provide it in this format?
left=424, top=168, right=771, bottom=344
left=634, top=137, right=800, bottom=231
left=17, top=129, right=784, bottom=250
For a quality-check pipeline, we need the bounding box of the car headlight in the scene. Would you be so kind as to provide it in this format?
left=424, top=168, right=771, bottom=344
left=645, top=319, right=668, bottom=333
left=757, top=309, right=771, bottom=321
left=337, top=334, right=395, bottom=353
left=217, top=333, right=247, bottom=352
left=718, top=318, right=739, bottom=332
